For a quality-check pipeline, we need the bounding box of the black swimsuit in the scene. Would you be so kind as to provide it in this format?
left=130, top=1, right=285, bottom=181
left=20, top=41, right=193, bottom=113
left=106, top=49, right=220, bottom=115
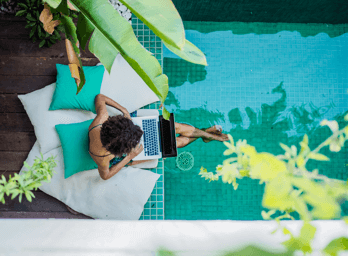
left=88, top=124, right=127, bottom=167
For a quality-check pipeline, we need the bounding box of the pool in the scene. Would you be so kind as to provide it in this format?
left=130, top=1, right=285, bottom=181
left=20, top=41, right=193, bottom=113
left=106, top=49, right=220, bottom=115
left=162, top=21, right=348, bottom=220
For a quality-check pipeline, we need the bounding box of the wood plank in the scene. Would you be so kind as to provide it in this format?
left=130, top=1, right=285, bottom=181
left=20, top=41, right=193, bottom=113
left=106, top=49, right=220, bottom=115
left=0, top=56, right=99, bottom=76
left=0, top=211, right=93, bottom=219
left=0, top=113, right=33, bottom=132
left=0, top=38, right=96, bottom=58
left=0, top=151, right=29, bottom=171
left=0, top=190, right=69, bottom=212
left=0, top=132, right=36, bottom=151
left=0, top=14, right=26, bottom=22
left=0, top=94, right=26, bottom=113
left=0, top=20, right=27, bottom=39
left=0, top=75, right=56, bottom=93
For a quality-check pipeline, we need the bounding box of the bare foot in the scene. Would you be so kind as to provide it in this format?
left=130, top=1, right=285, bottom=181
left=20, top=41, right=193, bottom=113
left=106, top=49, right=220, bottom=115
left=66, top=205, right=79, bottom=215
left=203, top=125, right=227, bottom=142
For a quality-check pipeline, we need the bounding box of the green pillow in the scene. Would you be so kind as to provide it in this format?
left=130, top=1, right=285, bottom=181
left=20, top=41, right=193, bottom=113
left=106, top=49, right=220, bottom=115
left=49, top=64, right=105, bottom=113
left=56, top=119, right=99, bottom=179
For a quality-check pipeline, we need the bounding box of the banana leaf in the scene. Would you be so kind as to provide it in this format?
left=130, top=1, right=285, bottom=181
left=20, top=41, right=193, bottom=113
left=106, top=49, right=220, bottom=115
left=70, top=0, right=169, bottom=115
left=119, top=0, right=184, bottom=50
left=119, top=0, right=207, bottom=66
left=43, top=0, right=62, bottom=9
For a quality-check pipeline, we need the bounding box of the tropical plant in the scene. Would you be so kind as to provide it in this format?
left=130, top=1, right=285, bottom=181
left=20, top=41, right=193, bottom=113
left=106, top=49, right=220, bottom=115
left=198, top=114, right=348, bottom=255
left=0, top=153, right=57, bottom=204
left=15, top=0, right=73, bottom=47
left=40, top=0, right=207, bottom=119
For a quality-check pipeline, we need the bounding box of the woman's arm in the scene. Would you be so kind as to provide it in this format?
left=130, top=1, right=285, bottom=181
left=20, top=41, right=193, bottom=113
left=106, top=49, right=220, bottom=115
left=103, top=144, right=144, bottom=180
left=95, top=94, right=131, bottom=119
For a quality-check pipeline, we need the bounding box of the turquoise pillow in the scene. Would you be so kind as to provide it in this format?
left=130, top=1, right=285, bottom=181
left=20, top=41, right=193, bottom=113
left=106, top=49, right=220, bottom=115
left=49, top=64, right=105, bottom=113
left=56, top=119, right=99, bottom=179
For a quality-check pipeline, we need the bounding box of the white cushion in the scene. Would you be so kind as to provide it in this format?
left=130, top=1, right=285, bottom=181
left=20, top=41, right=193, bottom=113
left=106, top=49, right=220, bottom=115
left=18, top=84, right=96, bottom=155
left=19, top=141, right=160, bottom=220
left=99, top=53, right=160, bottom=116
left=18, top=54, right=160, bottom=154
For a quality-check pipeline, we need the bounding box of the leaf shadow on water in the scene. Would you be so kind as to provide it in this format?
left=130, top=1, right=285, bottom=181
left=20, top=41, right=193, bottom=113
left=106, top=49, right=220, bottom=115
left=163, top=57, right=208, bottom=88
left=226, top=82, right=348, bottom=218
left=163, top=77, right=348, bottom=219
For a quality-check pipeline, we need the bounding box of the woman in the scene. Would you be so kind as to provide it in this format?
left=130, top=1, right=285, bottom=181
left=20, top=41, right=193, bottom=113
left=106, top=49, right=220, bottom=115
left=88, top=94, right=229, bottom=180
left=66, top=93, right=228, bottom=214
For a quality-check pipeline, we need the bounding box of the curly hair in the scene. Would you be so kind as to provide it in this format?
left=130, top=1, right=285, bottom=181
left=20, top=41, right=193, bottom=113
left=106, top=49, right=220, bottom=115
left=100, top=115, right=143, bottom=157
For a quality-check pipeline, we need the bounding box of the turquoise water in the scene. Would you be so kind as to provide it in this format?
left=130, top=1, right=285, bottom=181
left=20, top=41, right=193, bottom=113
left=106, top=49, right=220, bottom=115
left=163, top=23, right=348, bottom=220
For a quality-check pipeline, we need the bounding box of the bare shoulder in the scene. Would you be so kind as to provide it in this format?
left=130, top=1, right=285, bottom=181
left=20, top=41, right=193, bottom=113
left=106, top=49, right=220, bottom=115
left=89, top=110, right=109, bottom=131
left=89, top=115, right=108, bottom=130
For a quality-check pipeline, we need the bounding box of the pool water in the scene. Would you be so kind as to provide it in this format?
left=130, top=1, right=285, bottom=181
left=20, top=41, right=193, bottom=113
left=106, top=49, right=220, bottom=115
left=163, top=21, right=348, bottom=220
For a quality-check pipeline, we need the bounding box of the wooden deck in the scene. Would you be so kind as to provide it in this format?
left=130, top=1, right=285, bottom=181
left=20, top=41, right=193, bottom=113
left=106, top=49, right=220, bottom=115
left=0, top=14, right=99, bottom=219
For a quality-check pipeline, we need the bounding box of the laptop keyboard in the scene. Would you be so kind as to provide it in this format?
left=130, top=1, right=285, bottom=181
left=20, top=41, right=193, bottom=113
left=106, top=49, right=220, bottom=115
left=142, top=119, right=159, bottom=156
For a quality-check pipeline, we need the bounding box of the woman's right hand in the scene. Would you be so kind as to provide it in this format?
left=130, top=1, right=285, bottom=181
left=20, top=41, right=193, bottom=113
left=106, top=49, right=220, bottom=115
left=128, top=143, right=143, bottom=159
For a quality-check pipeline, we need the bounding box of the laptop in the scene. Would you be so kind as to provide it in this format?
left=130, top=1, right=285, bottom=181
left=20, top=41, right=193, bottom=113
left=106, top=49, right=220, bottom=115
left=131, top=113, right=177, bottom=161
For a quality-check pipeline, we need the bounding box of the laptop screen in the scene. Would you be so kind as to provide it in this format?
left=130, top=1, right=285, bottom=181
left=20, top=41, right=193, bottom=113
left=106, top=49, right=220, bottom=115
left=159, top=114, right=177, bottom=158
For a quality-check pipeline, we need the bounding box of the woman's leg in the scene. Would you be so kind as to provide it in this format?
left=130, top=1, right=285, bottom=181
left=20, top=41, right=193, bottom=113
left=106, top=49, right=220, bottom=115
left=176, top=136, right=199, bottom=148
left=175, top=123, right=228, bottom=142
left=175, top=124, right=228, bottom=148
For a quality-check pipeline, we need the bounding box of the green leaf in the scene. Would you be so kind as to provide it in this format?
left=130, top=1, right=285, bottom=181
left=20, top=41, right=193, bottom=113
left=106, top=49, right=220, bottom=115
left=42, top=0, right=62, bottom=9
left=344, top=216, right=348, bottom=224
left=54, top=30, right=61, bottom=40
left=76, top=13, right=95, bottom=51
left=26, top=13, right=36, bottom=22
left=35, top=10, right=40, bottom=20
left=323, top=237, right=348, bottom=256
left=18, top=3, right=28, bottom=9
left=163, top=39, right=207, bottom=66
left=39, top=40, right=46, bottom=48
left=320, top=119, right=339, bottom=133
left=307, top=152, right=330, bottom=161
left=279, top=143, right=292, bottom=155
left=25, top=191, right=32, bottom=202
left=55, top=0, right=69, bottom=15
left=29, top=25, right=36, bottom=38
left=59, top=15, right=79, bottom=51
left=282, top=227, right=292, bottom=235
left=10, top=189, right=21, bottom=200
left=262, top=173, right=294, bottom=211
left=249, top=153, right=287, bottom=182
left=16, top=10, right=27, bottom=17
left=162, top=107, right=170, bottom=120
left=261, top=210, right=269, bottom=220
left=26, top=21, right=36, bottom=28
left=75, top=57, right=86, bottom=95
left=282, top=222, right=316, bottom=254
left=0, top=192, right=4, bottom=204
left=119, top=0, right=185, bottom=50
left=88, top=28, right=118, bottom=74
left=0, top=175, right=6, bottom=185
left=37, top=24, right=43, bottom=38
left=70, top=0, right=168, bottom=103
left=59, top=15, right=86, bottom=92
